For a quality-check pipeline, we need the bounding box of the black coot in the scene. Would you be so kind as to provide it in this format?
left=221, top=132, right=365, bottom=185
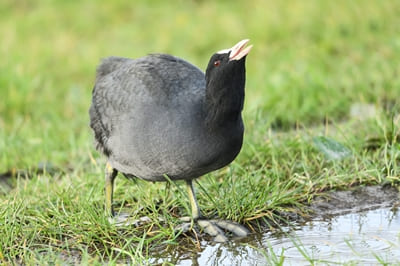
left=89, top=39, right=252, bottom=242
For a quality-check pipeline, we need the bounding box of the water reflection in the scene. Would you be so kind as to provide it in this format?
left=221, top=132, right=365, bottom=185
left=156, top=207, right=400, bottom=265
left=266, top=207, right=400, bottom=264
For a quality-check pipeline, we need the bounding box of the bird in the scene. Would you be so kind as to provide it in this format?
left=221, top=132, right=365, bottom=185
left=89, top=39, right=252, bottom=242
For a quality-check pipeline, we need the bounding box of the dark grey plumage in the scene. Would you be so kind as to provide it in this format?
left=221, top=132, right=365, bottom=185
left=90, top=53, right=245, bottom=181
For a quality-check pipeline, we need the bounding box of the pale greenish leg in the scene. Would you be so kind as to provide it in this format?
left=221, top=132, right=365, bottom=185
left=182, top=179, right=249, bottom=242
left=105, top=162, right=117, bottom=216
left=186, top=179, right=201, bottom=219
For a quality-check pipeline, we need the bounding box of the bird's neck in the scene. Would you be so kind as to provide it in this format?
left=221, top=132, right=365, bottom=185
left=204, top=84, right=245, bottom=128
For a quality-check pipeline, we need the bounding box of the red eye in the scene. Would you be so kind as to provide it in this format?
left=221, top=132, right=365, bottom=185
left=214, top=60, right=221, bottom=66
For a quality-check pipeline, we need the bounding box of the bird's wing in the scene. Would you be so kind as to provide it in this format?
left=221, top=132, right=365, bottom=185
left=90, top=57, right=137, bottom=155
left=89, top=55, right=206, bottom=155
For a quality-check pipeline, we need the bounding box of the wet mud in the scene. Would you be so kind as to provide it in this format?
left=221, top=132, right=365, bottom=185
left=309, top=185, right=400, bottom=218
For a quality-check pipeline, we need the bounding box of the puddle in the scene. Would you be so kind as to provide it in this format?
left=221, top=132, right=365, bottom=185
left=266, top=207, right=400, bottom=264
left=152, top=186, right=400, bottom=265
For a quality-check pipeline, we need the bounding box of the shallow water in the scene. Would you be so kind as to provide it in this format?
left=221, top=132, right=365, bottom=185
left=266, top=207, right=400, bottom=264
left=154, top=206, right=400, bottom=265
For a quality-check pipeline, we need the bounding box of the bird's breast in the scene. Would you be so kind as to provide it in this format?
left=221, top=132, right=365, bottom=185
left=108, top=104, right=243, bottom=181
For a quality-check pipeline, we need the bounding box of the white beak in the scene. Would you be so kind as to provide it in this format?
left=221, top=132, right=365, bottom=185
left=217, top=39, right=253, bottom=61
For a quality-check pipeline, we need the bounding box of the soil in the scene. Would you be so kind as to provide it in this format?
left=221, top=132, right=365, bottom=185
left=309, top=185, right=400, bottom=219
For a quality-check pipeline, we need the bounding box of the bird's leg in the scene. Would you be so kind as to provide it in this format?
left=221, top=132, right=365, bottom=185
left=186, top=179, right=201, bottom=219
left=180, top=179, right=249, bottom=242
left=105, top=163, right=152, bottom=226
left=105, top=162, right=117, bottom=217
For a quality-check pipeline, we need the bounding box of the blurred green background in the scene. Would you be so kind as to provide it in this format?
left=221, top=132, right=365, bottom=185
left=1, top=0, right=399, bottom=170
left=1, top=1, right=399, bottom=262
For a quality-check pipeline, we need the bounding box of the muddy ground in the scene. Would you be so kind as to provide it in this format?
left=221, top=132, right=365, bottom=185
left=309, top=185, right=400, bottom=218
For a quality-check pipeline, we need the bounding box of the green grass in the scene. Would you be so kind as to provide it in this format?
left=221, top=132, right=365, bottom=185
left=1, top=0, right=399, bottom=264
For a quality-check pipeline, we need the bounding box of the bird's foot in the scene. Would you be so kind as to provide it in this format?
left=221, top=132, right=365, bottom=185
left=176, top=217, right=249, bottom=242
left=108, top=212, right=154, bottom=227
left=108, top=213, right=249, bottom=242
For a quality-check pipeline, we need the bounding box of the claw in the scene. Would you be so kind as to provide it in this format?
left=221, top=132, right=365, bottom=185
left=212, top=220, right=249, bottom=237
left=198, top=220, right=228, bottom=242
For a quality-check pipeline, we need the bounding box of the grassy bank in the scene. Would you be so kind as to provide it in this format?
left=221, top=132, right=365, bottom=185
left=0, top=0, right=399, bottom=263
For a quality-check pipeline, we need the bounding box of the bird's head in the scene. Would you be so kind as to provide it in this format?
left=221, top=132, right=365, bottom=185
left=205, top=39, right=252, bottom=88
